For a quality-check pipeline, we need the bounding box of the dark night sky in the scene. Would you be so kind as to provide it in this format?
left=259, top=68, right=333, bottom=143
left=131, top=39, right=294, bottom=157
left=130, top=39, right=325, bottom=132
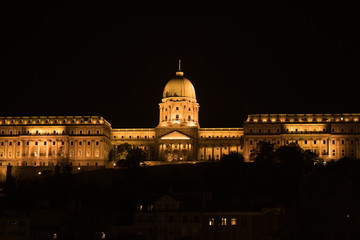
left=1, top=1, right=359, bottom=128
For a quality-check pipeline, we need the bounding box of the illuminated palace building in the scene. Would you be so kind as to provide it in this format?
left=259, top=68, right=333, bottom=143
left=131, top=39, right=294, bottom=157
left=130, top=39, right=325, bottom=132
left=1, top=64, right=360, bottom=167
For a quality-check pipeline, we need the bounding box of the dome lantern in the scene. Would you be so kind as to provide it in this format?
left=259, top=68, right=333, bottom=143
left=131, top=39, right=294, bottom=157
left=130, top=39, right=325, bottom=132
left=162, top=59, right=196, bottom=99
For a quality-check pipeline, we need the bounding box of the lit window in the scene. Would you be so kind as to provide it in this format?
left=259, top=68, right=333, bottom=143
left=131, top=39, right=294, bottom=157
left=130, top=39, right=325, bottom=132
left=34, top=151, right=37, bottom=157
left=231, top=218, right=237, bottom=225
left=209, top=218, right=215, bottom=226
left=78, top=150, right=82, bottom=157
left=95, top=150, right=99, bottom=157
left=87, top=151, right=90, bottom=157
left=8, top=151, right=12, bottom=158
left=221, top=218, right=227, bottom=226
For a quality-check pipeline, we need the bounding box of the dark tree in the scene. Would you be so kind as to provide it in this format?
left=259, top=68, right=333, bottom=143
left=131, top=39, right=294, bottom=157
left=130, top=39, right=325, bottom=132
left=250, top=141, right=276, bottom=167
left=220, top=151, right=244, bottom=167
left=275, top=143, right=316, bottom=177
left=123, top=148, right=147, bottom=168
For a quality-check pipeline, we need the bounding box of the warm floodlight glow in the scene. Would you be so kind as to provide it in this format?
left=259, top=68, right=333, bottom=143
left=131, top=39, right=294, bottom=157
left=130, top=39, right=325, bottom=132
left=161, top=131, right=190, bottom=140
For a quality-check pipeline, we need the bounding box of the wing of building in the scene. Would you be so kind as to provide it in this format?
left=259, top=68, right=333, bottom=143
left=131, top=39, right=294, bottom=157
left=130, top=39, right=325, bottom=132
left=0, top=64, right=359, bottom=169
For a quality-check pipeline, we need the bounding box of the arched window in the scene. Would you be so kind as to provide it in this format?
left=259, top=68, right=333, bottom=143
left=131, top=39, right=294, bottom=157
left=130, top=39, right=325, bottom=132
left=165, top=116, right=167, bottom=121
left=188, top=116, right=191, bottom=121
left=176, top=115, right=179, bottom=120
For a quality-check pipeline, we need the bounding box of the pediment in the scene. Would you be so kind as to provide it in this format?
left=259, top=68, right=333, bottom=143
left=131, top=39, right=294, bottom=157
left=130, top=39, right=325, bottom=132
left=160, top=131, right=191, bottom=140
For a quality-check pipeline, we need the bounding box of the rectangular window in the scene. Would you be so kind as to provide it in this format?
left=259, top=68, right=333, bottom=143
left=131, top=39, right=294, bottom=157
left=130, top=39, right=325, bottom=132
left=53, top=141, right=56, bottom=146
left=314, top=140, right=317, bottom=144
left=95, top=150, right=99, bottom=157
left=87, top=150, right=90, bottom=157
left=221, top=218, right=227, bottom=226
left=231, top=218, right=237, bottom=225
left=323, top=140, right=326, bottom=144
left=342, top=140, right=345, bottom=145
left=8, top=151, right=12, bottom=157
left=208, top=218, right=215, bottom=226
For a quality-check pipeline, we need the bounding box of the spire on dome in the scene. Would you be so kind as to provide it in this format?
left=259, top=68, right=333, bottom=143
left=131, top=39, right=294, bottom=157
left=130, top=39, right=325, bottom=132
left=176, top=58, right=184, bottom=76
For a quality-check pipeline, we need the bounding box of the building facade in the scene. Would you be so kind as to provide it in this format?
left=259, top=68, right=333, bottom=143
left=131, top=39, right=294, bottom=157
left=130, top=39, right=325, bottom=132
left=0, top=65, right=360, bottom=168
left=243, top=113, right=360, bottom=161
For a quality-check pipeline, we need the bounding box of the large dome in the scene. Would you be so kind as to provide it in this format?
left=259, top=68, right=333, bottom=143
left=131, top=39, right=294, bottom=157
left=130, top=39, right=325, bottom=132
left=162, top=71, right=196, bottom=99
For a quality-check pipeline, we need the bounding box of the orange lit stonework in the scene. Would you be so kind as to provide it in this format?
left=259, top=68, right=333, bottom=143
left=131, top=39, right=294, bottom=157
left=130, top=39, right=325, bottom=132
left=0, top=67, right=358, bottom=168
left=243, top=114, right=360, bottom=161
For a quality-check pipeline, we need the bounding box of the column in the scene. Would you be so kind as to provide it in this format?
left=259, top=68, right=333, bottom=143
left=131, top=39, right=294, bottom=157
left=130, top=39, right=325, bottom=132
left=37, top=142, right=40, bottom=158
left=91, top=140, right=95, bottom=159
left=46, top=141, right=49, bottom=157
left=204, top=147, right=206, bottom=161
